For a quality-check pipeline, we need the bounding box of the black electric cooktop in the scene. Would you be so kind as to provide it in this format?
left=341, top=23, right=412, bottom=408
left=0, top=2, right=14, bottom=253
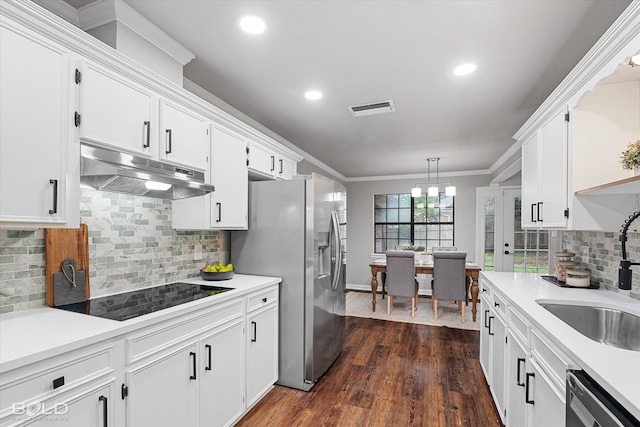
left=55, top=282, right=233, bottom=321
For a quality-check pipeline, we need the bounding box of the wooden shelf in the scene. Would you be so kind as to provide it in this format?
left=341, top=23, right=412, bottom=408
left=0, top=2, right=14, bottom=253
left=574, top=175, right=640, bottom=196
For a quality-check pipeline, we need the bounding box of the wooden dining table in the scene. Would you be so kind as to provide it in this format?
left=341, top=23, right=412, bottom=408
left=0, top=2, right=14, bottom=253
left=369, top=259, right=482, bottom=321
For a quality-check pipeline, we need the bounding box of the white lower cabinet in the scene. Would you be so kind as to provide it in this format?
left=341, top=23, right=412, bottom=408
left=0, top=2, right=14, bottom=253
left=506, top=329, right=529, bottom=427
left=480, top=279, right=575, bottom=427
left=0, top=343, right=118, bottom=427
left=125, top=340, right=200, bottom=427
left=199, top=319, right=245, bottom=427
left=246, top=294, right=278, bottom=408
left=24, top=381, right=116, bottom=427
left=528, top=359, right=565, bottom=427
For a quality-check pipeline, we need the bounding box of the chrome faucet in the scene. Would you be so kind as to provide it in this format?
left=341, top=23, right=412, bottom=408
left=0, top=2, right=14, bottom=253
left=619, top=211, right=640, bottom=290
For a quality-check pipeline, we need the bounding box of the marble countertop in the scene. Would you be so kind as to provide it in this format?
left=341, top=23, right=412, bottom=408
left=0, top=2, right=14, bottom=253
left=0, top=274, right=281, bottom=372
left=481, top=271, right=640, bottom=420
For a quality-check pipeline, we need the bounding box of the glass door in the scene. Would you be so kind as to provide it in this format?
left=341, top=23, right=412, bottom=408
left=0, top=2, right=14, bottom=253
left=476, top=187, right=549, bottom=273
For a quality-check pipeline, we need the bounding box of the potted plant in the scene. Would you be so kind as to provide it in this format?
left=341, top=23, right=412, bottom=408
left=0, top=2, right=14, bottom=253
left=620, top=139, right=640, bottom=175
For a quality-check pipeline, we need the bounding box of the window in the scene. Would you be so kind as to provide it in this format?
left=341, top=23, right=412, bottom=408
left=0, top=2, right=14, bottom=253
left=374, top=193, right=454, bottom=253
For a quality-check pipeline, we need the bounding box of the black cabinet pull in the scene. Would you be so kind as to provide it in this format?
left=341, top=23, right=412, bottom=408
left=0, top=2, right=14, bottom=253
left=279, top=158, right=283, bottom=174
left=121, top=383, right=128, bottom=400
left=270, top=155, right=275, bottom=172
left=189, top=351, right=197, bottom=380
left=53, top=376, right=64, bottom=389
left=205, top=344, right=212, bottom=371
left=530, top=203, right=537, bottom=222
left=516, top=358, right=525, bottom=387
left=49, top=179, right=58, bottom=214
left=143, top=121, right=150, bottom=148
left=537, top=202, right=543, bottom=222
left=488, top=316, right=494, bottom=335
left=251, top=321, right=257, bottom=342
left=216, top=202, right=222, bottom=223
left=165, top=129, right=172, bottom=154
left=98, top=395, right=108, bottom=427
left=525, top=372, right=535, bottom=404
left=484, top=309, right=490, bottom=328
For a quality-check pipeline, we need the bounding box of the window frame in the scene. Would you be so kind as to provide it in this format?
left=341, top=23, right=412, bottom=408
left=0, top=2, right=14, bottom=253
left=373, top=192, right=455, bottom=253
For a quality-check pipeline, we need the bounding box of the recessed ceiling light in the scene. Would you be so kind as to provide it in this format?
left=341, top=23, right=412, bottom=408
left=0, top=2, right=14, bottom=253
left=305, top=90, right=323, bottom=100
left=238, top=15, right=267, bottom=35
left=453, top=63, right=477, bottom=76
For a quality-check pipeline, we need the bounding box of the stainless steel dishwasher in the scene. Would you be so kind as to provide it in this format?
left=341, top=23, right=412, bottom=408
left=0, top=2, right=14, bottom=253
left=566, top=370, right=639, bottom=427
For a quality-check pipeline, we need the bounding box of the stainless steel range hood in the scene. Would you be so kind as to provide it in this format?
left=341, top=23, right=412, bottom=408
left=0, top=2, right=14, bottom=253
left=80, top=145, right=214, bottom=200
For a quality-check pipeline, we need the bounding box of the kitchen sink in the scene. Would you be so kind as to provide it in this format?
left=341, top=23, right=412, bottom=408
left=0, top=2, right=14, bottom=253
left=537, top=302, right=640, bottom=352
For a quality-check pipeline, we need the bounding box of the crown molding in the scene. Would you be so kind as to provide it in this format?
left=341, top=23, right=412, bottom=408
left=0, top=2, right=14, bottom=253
left=77, top=0, right=195, bottom=66
left=31, top=0, right=79, bottom=25
left=513, top=1, right=640, bottom=142
left=345, top=169, right=491, bottom=183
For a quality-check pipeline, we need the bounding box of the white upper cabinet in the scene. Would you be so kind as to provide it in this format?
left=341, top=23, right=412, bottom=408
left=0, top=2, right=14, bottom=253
left=0, top=18, right=79, bottom=228
left=78, top=60, right=156, bottom=158
left=247, top=139, right=298, bottom=180
left=210, top=124, right=248, bottom=230
left=78, top=60, right=210, bottom=172
left=159, top=99, right=210, bottom=171
left=520, top=107, right=569, bottom=229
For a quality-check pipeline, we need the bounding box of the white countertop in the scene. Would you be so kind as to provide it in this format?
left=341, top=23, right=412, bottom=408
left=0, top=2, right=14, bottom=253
left=0, top=274, right=281, bottom=373
left=481, top=271, right=640, bottom=420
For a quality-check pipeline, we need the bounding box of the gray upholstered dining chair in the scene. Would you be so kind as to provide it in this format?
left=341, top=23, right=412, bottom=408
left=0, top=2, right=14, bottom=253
left=431, top=251, right=467, bottom=322
left=431, top=246, right=457, bottom=252
left=385, top=250, right=419, bottom=317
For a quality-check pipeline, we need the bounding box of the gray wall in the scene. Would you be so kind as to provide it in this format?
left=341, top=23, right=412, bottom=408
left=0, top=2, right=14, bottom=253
left=345, top=174, right=492, bottom=289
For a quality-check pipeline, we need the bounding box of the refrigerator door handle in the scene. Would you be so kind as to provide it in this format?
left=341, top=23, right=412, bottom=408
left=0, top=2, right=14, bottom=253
left=330, top=210, right=342, bottom=290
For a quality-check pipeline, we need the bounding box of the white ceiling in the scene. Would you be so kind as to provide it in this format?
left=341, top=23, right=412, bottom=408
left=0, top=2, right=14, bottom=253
left=67, top=0, right=633, bottom=179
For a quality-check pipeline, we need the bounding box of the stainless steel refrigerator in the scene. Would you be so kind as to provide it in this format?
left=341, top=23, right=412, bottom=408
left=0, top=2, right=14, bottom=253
left=231, top=173, right=346, bottom=391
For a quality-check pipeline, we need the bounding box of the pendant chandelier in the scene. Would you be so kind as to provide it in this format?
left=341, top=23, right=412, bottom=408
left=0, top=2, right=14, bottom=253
left=411, top=158, right=456, bottom=197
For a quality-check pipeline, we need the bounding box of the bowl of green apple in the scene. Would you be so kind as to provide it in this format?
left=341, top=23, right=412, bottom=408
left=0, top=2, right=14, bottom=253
left=200, top=262, right=234, bottom=281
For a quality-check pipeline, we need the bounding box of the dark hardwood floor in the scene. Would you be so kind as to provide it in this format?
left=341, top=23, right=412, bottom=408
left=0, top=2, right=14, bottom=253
left=236, top=316, right=502, bottom=427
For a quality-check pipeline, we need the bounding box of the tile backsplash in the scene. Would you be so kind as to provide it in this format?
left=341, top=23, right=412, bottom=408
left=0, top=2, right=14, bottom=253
left=0, top=188, right=222, bottom=314
left=561, top=230, right=639, bottom=300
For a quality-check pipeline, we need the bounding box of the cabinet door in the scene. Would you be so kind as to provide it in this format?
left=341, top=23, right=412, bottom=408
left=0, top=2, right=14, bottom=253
left=0, top=22, right=77, bottom=227
left=247, top=141, right=276, bottom=178
left=200, top=320, right=245, bottom=427
left=79, top=61, right=156, bottom=157
left=537, top=108, right=568, bottom=228
left=246, top=305, right=278, bottom=407
left=506, top=331, right=529, bottom=427
left=479, top=288, right=491, bottom=380
left=276, top=156, right=296, bottom=180
left=125, top=342, right=198, bottom=427
left=159, top=100, right=209, bottom=171
left=210, top=125, right=248, bottom=229
left=521, top=133, right=539, bottom=228
left=489, top=310, right=507, bottom=423
left=19, top=382, right=114, bottom=427
left=528, top=359, right=565, bottom=427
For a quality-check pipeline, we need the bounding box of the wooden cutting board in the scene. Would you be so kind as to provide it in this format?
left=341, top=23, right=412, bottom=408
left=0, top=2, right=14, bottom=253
left=45, top=223, right=90, bottom=307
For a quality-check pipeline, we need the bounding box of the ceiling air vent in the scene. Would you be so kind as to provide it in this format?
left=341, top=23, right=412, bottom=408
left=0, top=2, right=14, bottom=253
left=348, top=100, right=395, bottom=117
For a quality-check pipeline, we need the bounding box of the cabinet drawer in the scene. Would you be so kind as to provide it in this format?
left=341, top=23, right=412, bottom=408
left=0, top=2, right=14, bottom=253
left=492, top=291, right=507, bottom=317
left=480, top=279, right=493, bottom=305
left=531, top=329, right=576, bottom=390
left=247, top=286, right=279, bottom=313
left=126, top=298, right=243, bottom=364
left=507, top=306, right=530, bottom=345
left=0, top=344, right=114, bottom=414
